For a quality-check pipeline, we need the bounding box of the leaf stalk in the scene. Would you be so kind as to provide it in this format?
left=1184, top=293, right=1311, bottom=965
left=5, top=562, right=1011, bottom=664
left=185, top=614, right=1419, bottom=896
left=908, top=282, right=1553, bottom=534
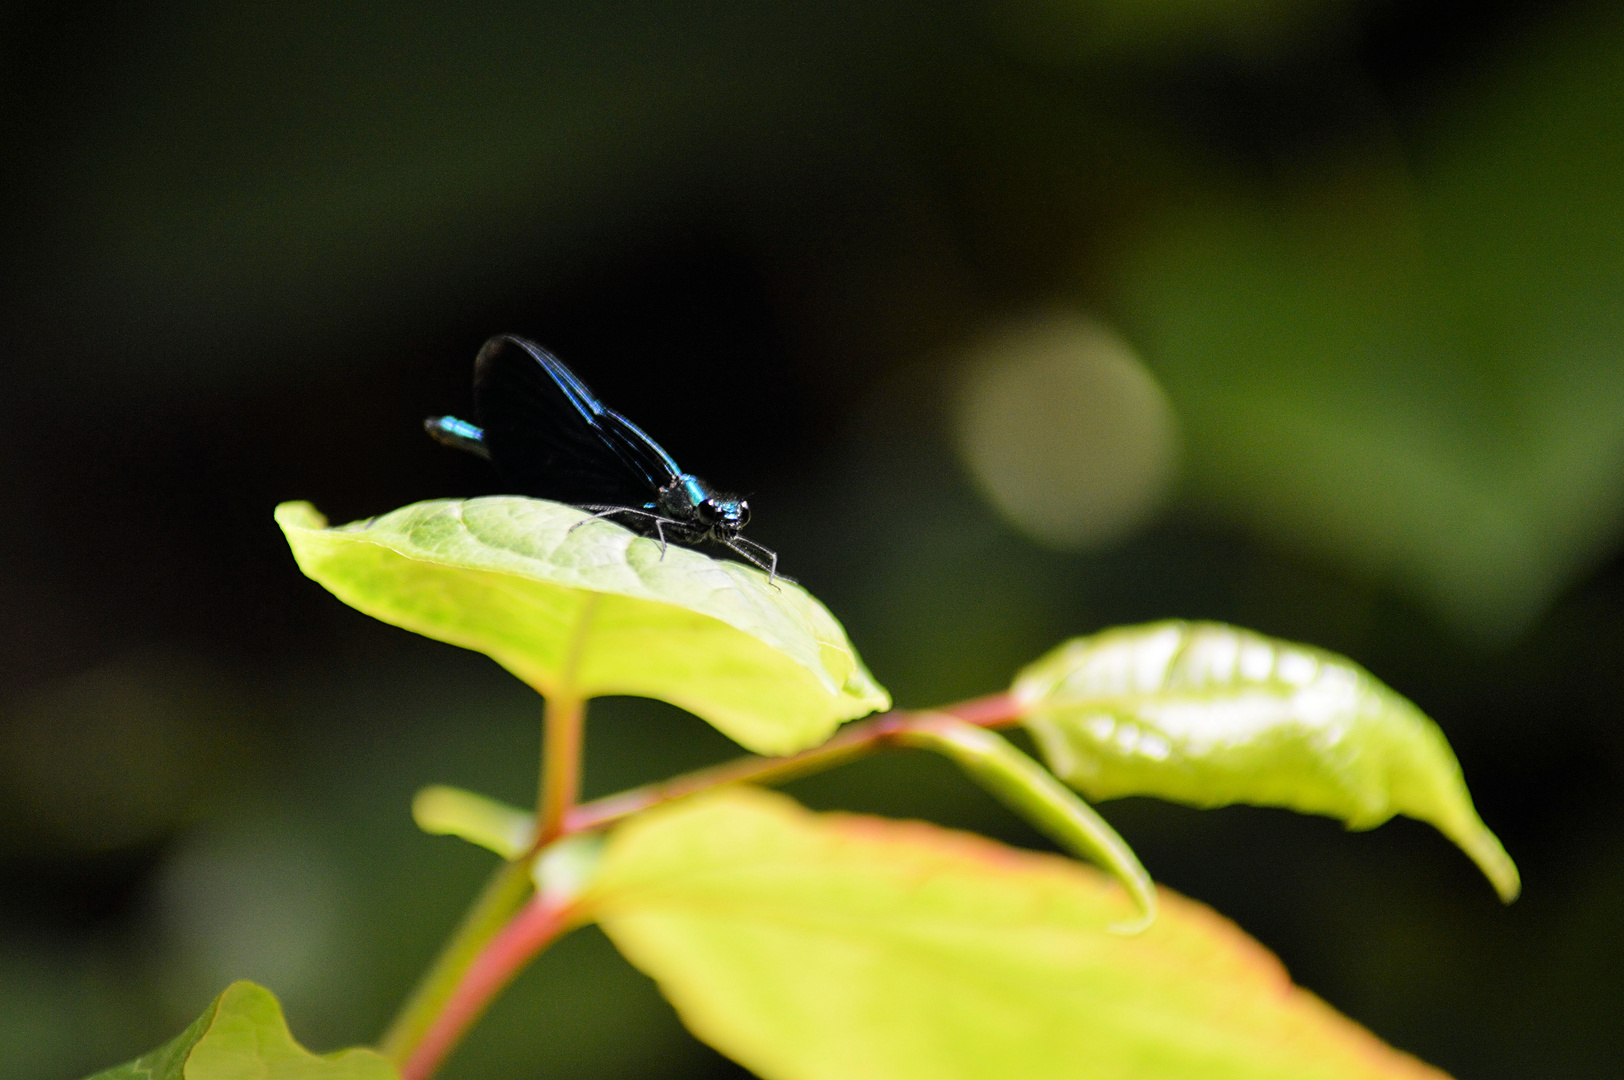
left=382, top=692, right=1031, bottom=1078
left=564, top=693, right=1023, bottom=834
left=894, top=714, right=1156, bottom=932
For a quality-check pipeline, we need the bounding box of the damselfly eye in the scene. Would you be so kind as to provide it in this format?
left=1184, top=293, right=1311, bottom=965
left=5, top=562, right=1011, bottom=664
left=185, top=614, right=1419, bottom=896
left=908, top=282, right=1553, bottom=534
left=700, top=497, right=748, bottom=533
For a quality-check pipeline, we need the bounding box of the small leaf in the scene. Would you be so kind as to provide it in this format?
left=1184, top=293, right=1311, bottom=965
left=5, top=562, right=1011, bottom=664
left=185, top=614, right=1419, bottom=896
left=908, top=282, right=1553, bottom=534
left=84, top=981, right=396, bottom=1080
left=584, top=787, right=1448, bottom=1080
left=277, top=499, right=889, bottom=755
left=413, top=784, right=533, bottom=859
left=81, top=989, right=219, bottom=1080
left=1014, top=621, right=1519, bottom=901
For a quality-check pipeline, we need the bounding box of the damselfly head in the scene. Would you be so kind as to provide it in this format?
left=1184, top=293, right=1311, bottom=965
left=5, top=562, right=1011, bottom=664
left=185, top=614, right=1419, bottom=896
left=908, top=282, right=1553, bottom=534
left=698, top=496, right=750, bottom=537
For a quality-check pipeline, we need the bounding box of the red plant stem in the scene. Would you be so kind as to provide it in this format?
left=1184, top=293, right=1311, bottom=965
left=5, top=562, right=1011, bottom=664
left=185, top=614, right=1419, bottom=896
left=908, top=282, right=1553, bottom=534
left=563, top=692, right=1023, bottom=835
left=942, top=691, right=1026, bottom=727
left=398, top=894, right=574, bottom=1080
left=396, top=691, right=1024, bottom=1077
left=376, top=858, right=534, bottom=1065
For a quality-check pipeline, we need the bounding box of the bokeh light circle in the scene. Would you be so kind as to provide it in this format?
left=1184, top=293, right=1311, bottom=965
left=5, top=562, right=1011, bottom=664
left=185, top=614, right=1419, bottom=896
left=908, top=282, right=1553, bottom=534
left=952, top=312, right=1180, bottom=550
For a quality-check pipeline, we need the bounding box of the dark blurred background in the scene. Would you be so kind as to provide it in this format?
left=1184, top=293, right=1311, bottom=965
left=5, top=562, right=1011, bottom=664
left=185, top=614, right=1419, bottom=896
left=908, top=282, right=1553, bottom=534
left=3, top=1, right=1622, bottom=1076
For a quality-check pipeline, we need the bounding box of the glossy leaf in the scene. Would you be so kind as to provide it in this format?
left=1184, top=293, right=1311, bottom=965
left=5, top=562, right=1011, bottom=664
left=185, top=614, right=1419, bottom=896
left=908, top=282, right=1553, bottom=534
left=84, top=981, right=395, bottom=1080
left=1015, top=621, right=1518, bottom=901
left=585, top=787, right=1447, bottom=1080
left=277, top=498, right=889, bottom=755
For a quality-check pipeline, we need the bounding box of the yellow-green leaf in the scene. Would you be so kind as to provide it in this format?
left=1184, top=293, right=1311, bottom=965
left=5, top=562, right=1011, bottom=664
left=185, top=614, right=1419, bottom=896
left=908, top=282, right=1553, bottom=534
left=412, top=784, right=534, bottom=859
left=1014, top=621, right=1518, bottom=901
left=83, top=981, right=395, bottom=1080
left=276, top=498, right=889, bottom=755
left=892, top=717, right=1155, bottom=931
left=584, top=787, right=1448, bottom=1080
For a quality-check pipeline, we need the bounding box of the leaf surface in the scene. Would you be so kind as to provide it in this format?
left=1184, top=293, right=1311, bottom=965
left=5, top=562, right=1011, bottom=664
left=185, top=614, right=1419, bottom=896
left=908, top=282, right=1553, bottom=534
left=84, top=981, right=395, bottom=1080
left=585, top=787, right=1448, bottom=1080
left=1015, top=621, right=1517, bottom=900
left=277, top=498, right=889, bottom=755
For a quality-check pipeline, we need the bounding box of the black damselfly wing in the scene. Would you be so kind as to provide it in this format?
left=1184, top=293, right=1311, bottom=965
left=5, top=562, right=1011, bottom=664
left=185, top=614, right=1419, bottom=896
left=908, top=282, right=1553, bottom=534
left=472, top=335, right=681, bottom=506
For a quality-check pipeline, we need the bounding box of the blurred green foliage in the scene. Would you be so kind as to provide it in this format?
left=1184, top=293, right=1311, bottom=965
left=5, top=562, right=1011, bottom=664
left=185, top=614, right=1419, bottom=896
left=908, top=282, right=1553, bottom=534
left=1110, top=4, right=1624, bottom=638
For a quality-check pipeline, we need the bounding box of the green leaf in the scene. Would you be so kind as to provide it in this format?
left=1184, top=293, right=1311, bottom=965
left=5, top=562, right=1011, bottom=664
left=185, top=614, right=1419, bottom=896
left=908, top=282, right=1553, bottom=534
left=893, top=717, right=1156, bottom=931
left=412, top=784, right=533, bottom=859
left=585, top=787, right=1449, bottom=1080
left=1014, top=621, right=1519, bottom=901
left=277, top=498, right=889, bottom=755
left=84, top=981, right=396, bottom=1080
left=81, top=992, right=218, bottom=1080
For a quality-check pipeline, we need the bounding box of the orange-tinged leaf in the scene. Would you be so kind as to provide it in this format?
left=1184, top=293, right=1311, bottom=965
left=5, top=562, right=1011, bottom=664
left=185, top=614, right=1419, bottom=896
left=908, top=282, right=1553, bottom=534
left=583, top=787, right=1447, bottom=1080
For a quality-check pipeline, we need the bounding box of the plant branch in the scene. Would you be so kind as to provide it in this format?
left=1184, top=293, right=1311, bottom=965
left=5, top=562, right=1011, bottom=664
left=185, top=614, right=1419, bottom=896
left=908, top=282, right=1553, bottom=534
left=938, top=691, right=1028, bottom=727
left=564, top=692, right=1023, bottom=835
left=383, top=691, right=1024, bottom=1075
left=383, top=597, right=599, bottom=1069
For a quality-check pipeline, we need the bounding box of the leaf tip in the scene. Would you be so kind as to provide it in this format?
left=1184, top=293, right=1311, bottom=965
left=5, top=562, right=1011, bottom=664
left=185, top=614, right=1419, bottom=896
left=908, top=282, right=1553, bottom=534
left=1107, top=889, right=1159, bottom=935
left=1455, top=821, right=1521, bottom=903
left=274, top=500, right=328, bottom=532
left=412, top=784, right=533, bottom=860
